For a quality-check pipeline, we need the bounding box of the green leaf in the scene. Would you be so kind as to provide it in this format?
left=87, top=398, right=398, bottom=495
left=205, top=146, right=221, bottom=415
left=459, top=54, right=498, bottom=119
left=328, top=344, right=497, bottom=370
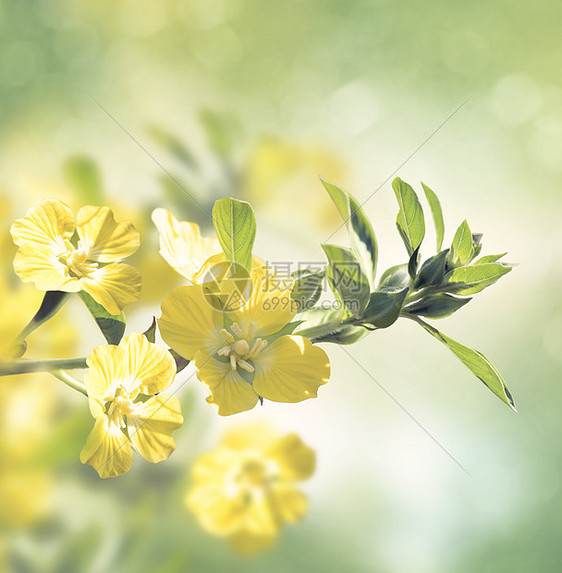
left=199, top=109, right=238, bottom=158
left=78, top=291, right=126, bottom=345
left=143, top=317, right=157, bottom=343
left=405, top=293, right=471, bottom=319
left=448, top=220, right=474, bottom=268
left=475, top=253, right=507, bottom=264
left=267, top=320, right=305, bottom=343
left=421, top=182, right=445, bottom=251
left=408, top=245, right=421, bottom=280
left=322, top=244, right=371, bottom=316
left=169, top=348, right=190, bottom=373
left=378, top=264, right=410, bottom=290
left=19, top=291, right=71, bottom=344
left=362, top=287, right=409, bottom=329
left=297, top=308, right=369, bottom=345
left=212, top=197, right=256, bottom=272
left=147, top=125, right=197, bottom=169
left=320, top=178, right=378, bottom=289
left=414, top=318, right=516, bottom=411
left=290, top=269, right=325, bottom=313
left=414, top=249, right=448, bottom=288
left=392, top=177, right=425, bottom=256
left=444, top=262, right=513, bottom=295
left=63, top=156, right=104, bottom=205
left=471, top=233, right=483, bottom=260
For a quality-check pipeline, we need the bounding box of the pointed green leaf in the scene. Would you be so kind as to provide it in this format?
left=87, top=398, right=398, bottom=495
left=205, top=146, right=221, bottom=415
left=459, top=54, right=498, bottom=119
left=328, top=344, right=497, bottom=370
left=290, top=269, right=325, bottom=313
left=322, top=244, right=370, bottom=316
left=421, top=182, right=445, bottom=251
left=414, top=318, right=516, bottom=411
left=405, top=293, right=471, bottom=319
left=143, top=317, right=157, bottom=343
left=444, top=262, right=513, bottom=295
left=362, top=287, right=409, bottom=328
left=19, top=291, right=71, bottom=345
left=378, top=264, right=410, bottom=290
left=408, top=245, right=421, bottom=280
left=169, top=348, right=190, bottom=373
left=78, top=292, right=126, bottom=345
left=212, top=198, right=256, bottom=272
left=297, top=308, right=369, bottom=345
left=448, top=220, right=473, bottom=268
left=414, top=249, right=448, bottom=288
left=475, top=253, right=507, bottom=265
left=392, top=177, right=425, bottom=257
left=321, top=178, right=378, bottom=289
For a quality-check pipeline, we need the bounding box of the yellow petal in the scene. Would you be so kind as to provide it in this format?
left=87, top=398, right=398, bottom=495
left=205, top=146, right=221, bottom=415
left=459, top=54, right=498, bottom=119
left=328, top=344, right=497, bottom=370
left=270, top=484, right=308, bottom=523
left=195, top=352, right=259, bottom=416
left=84, top=343, right=127, bottom=404
left=13, top=245, right=81, bottom=292
left=77, top=205, right=140, bottom=262
left=159, top=285, right=223, bottom=360
left=10, top=199, right=75, bottom=249
left=220, top=423, right=277, bottom=452
left=229, top=265, right=295, bottom=337
left=79, top=415, right=133, bottom=478
left=151, top=208, right=220, bottom=281
left=192, top=253, right=265, bottom=285
left=253, top=335, right=330, bottom=403
left=187, top=449, right=247, bottom=534
left=266, top=434, right=316, bottom=481
left=126, top=394, right=183, bottom=463
left=80, top=262, right=142, bottom=315
left=119, top=333, right=176, bottom=394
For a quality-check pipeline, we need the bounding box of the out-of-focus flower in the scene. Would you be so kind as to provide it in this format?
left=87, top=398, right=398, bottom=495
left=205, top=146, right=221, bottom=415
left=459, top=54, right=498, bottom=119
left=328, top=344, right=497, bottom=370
left=245, top=137, right=347, bottom=228
left=159, top=258, right=330, bottom=416
left=10, top=200, right=141, bottom=314
left=187, top=424, right=315, bottom=552
left=152, top=208, right=221, bottom=282
left=80, top=333, right=183, bottom=478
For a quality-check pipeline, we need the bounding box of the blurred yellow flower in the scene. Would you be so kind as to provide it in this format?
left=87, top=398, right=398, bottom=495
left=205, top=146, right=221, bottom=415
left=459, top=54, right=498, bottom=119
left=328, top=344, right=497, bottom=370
left=80, top=333, right=183, bottom=478
left=187, top=424, right=315, bottom=552
left=159, top=259, right=330, bottom=416
left=10, top=200, right=141, bottom=315
left=152, top=208, right=221, bottom=282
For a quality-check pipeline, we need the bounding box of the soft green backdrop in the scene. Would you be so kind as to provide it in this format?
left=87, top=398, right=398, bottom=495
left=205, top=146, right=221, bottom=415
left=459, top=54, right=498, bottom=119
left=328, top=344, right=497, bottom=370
left=1, top=1, right=560, bottom=571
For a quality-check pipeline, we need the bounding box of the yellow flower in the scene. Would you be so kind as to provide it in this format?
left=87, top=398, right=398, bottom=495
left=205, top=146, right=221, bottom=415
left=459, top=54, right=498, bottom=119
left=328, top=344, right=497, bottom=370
left=187, top=424, right=315, bottom=552
left=80, top=333, right=183, bottom=478
left=159, top=259, right=330, bottom=416
left=152, top=208, right=221, bottom=282
left=10, top=199, right=141, bottom=314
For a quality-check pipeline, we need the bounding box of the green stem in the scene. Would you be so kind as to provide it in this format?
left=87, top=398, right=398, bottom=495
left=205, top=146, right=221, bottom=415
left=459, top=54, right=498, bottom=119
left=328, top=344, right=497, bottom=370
left=50, top=369, right=88, bottom=396
left=0, top=357, right=88, bottom=376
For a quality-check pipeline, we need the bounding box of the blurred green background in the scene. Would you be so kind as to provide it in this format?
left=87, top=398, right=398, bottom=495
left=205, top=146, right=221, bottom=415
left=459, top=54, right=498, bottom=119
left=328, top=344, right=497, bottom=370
left=1, top=0, right=561, bottom=571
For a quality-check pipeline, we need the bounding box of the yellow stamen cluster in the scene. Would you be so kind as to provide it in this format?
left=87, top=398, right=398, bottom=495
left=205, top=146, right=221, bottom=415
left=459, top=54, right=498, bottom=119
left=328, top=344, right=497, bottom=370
left=225, top=457, right=279, bottom=502
left=60, top=240, right=98, bottom=278
left=105, top=386, right=139, bottom=428
left=217, top=321, right=268, bottom=373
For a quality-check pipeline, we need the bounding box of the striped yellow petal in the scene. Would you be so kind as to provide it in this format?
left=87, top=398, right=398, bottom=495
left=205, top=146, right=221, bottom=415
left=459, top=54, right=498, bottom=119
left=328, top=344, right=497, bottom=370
left=84, top=343, right=127, bottom=406
left=159, top=285, right=223, bottom=360
left=195, top=352, right=259, bottom=416
left=13, top=245, right=81, bottom=292
left=126, top=394, right=183, bottom=463
left=152, top=208, right=220, bottom=281
left=119, top=333, right=176, bottom=395
left=77, top=205, right=140, bottom=262
left=10, top=199, right=74, bottom=250
left=253, top=335, right=330, bottom=403
left=80, top=262, right=142, bottom=315
left=80, top=415, right=133, bottom=478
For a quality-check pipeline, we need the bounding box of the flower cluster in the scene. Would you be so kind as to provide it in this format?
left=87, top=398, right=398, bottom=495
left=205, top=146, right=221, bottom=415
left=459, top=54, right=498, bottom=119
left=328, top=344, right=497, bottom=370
left=187, top=424, right=315, bottom=552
